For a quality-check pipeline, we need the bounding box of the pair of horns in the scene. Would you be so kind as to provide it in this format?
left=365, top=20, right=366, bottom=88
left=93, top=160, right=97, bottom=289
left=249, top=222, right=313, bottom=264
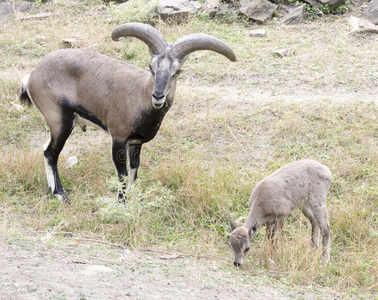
left=111, top=22, right=236, bottom=62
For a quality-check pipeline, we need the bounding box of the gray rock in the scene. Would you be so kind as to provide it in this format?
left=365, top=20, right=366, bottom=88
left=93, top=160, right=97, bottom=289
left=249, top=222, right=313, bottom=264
left=349, top=16, right=378, bottom=34
left=0, top=2, right=11, bottom=21
left=319, top=0, right=346, bottom=7
left=303, top=0, right=346, bottom=8
left=62, top=37, right=81, bottom=48
left=155, top=0, right=202, bottom=22
left=248, top=28, right=266, bottom=37
left=202, top=0, right=219, bottom=11
left=213, top=3, right=230, bottom=21
left=273, top=48, right=289, bottom=57
left=367, top=0, right=378, bottom=25
left=281, top=4, right=306, bottom=24
left=240, top=0, right=278, bottom=23
left=13, top=1, right=34, bottom=13
left=81, top=265, right=116, bottom=277
left=213, top=10, right=226, bottom=21
left=303, top=0, right=321, bottom=8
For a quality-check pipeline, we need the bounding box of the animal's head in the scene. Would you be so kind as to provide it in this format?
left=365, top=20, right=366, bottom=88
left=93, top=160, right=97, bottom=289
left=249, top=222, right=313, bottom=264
left=228, top=213, right=257, bottom=267
left=112, top=23, right=236, bottom=109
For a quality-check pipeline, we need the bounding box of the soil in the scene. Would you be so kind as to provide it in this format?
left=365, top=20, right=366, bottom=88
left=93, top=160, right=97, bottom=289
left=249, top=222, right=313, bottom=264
left=0, top=236, right=304, bottom=300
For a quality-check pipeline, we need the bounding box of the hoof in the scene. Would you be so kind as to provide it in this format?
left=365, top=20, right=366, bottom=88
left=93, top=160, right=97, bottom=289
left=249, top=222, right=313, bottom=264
left=55, top=191, right=70, bottom=205
left=117, top=192, right=126, bottom=203
left=62, top=194, right=71, bottom=205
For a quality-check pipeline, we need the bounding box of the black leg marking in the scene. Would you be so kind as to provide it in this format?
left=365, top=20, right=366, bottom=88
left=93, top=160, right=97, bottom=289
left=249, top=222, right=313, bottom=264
left=44, top=113, right=74, bottom=204
left=112, top=139, right=127, bottom=201
left=127, top=143, right=142, bottom=189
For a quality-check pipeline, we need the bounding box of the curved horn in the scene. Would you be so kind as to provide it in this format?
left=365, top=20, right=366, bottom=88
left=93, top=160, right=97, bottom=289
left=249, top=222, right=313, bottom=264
left=111, top=23, right=167, bottom=55
left=172, top=34, right=236, bottom=62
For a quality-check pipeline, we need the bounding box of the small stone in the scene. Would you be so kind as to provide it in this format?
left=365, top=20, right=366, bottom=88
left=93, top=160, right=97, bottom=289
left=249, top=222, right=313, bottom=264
left=62, top=37, right=81, bottom=48
left=273, top=49, right=289, bottom=57
left=66, top=156, right=78, bottom=168
left=248, top=28, right=266, bottom=37
left=82, top=265, right=116, bottom=277
left=11, top=102, right=25, bottom=112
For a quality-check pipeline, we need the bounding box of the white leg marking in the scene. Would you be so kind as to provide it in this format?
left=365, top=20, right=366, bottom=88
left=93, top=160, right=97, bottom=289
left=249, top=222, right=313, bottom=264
left=45, top=155, right=64, bottom=201
left=43, top=136, right=51, bottom=151
left=43, top=137, right=56, bottom=193
left=128, top=168, right=137, bottom=189
left=44, top=157, right=56, bottom=193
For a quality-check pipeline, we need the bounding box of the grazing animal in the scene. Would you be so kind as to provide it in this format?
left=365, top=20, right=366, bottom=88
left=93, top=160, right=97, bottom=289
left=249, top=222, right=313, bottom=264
left=20, top=23, right=236, bottom=203
left=228, top=159, right=332, bottom=266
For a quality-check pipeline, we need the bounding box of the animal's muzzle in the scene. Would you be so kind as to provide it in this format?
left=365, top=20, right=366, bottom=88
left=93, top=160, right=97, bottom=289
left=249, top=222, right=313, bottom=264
left=233, top=261, right=241, bottom=267
left=152, top=93, right=166, bottom=109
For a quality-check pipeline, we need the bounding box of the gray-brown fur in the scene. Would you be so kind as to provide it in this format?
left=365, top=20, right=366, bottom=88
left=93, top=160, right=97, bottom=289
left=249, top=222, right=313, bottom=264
left=228, top=159, right=332, bottom=266
left=20, top=22, right=236, bottom=203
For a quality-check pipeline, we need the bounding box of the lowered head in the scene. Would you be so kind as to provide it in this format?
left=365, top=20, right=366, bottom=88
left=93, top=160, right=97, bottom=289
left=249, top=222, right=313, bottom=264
left=228, top=213, right=255, bottom=267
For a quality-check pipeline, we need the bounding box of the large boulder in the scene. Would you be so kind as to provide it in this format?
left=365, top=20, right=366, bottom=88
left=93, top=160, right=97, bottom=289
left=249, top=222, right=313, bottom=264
left=154, top=0, right=202, bottom=22
left=367, top=0, right=378, bottom=25
left=239, top=0, right=278, bottom=23
left=281, top=4, right=307, bottom=24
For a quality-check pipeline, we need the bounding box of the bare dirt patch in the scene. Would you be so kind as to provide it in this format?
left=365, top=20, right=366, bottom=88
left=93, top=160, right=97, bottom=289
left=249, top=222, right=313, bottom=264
left=0, top=236, right=309, bottom=300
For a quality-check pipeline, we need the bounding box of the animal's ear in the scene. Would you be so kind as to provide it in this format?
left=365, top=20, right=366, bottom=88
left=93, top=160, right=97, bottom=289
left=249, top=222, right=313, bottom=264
left=228, top=213, right=237, bottom=231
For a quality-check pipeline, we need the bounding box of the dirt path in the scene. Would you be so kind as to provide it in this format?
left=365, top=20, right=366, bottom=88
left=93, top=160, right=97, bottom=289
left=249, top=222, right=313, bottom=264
left=0, top=236, right=314, bottom=300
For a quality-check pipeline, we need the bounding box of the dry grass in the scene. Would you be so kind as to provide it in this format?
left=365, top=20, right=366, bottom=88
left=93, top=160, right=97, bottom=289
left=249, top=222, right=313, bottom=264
left=1, top=0, right=378, bottom=298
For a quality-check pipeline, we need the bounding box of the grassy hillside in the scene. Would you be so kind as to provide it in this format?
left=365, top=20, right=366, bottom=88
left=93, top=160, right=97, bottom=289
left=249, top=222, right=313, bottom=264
left=0, top=0, right=377, bottom=298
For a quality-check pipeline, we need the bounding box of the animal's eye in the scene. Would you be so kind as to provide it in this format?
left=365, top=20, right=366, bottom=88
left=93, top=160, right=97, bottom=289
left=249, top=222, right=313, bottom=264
left=244, top=247, right=250, bottom=253
left=175, top=70, right=181, bottom=76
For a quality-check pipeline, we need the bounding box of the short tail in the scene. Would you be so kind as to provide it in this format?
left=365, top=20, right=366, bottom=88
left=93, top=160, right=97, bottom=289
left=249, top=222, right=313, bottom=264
left=20, top=74, right=33, bottom=106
